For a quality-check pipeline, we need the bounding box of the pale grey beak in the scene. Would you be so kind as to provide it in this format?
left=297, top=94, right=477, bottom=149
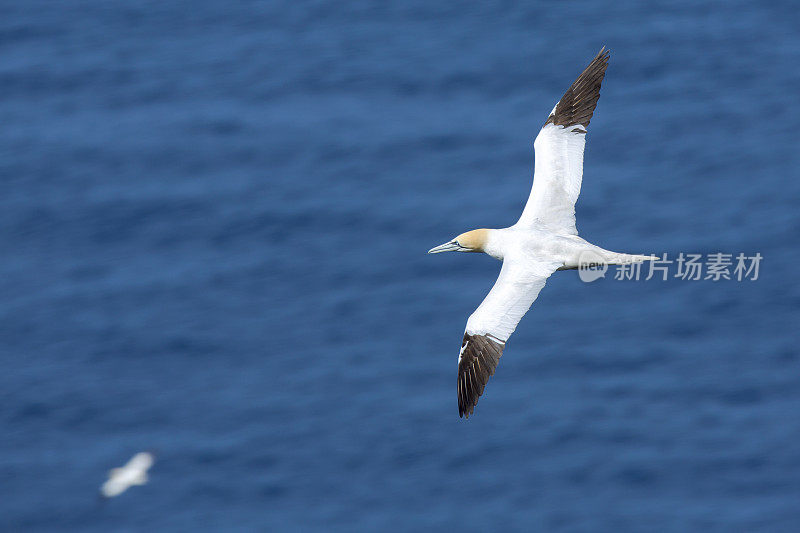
left=428, top=240, right=462, bottom=254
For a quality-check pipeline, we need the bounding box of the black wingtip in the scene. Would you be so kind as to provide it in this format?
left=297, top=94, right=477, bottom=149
left=544, top=47, right=611, bottom=129
left=457, top=333, right=504, bottom=419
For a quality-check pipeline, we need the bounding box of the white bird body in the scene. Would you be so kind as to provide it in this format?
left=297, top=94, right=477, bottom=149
left=428, top=48, right=658, bottom=418
left=481, top=226, right=627, bottom=264
left=101, top=452, right=155, bottom=498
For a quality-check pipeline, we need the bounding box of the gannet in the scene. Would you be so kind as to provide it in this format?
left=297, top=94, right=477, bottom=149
left=428, top=48, right=657, bottom=418
left=100, top=451, right=155, bottom=498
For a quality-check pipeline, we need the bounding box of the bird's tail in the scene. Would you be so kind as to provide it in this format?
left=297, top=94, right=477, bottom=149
left=576, top=248, right=657, bottom=267
left=568, top=246, right=657, bottom=270
left=606, top=253, right=658, bottom=265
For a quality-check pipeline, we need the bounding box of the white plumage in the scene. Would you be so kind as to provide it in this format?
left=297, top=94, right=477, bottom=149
left=100, top=452, right=155, bottom=498
left=465, top=258, right=560, bottom=342
left=428, top=48, right=657, bottom=418
left=518, top=118, right=588, bottom=234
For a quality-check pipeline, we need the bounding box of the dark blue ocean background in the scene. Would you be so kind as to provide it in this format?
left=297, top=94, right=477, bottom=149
left=2, top=1, right=799, bottom=531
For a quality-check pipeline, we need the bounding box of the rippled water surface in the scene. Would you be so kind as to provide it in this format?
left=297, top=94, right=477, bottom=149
left=2, top=1, right=799, bottom=531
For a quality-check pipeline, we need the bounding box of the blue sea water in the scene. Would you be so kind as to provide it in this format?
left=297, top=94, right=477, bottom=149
left=1, top=1, right=799, bottom=531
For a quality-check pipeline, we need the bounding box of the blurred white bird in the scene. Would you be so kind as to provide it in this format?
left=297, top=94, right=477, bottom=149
left=428, top=48, right=657, bottom=418
left=101, top=452, right=155, bottom=498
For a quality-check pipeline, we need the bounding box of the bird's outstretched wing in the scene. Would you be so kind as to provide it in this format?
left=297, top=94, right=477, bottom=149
left=458, top=260, right=561, bottom=418
left=516, top=48, right=610, bottom=235
left=128, top=452, right=155, bottom=471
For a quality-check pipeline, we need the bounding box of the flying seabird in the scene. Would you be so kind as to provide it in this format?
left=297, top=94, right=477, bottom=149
left=100, top=451, right=155, bottom=498
left=428, top=48, right=657, bottom=418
